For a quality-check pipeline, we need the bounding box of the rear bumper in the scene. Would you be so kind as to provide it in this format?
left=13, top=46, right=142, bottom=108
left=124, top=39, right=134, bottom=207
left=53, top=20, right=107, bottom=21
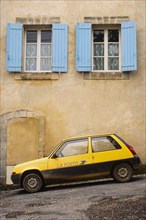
left=11, top=174, right=21, bottom=186
left=130, top=155, right=141, bottom=170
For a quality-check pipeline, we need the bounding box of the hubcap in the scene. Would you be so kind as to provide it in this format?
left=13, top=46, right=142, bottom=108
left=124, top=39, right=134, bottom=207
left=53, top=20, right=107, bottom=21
left=118, top=167, right=128, bottom=178
left=27, top=177, right=38, bottom=188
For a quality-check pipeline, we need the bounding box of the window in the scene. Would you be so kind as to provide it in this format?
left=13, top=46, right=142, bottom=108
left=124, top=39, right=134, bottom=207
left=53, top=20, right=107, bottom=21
left=76, top=22, right=137, bottom=73
left=25, top=29, right=52, bottom=72
left=6, top=23, right=68, bottom=73
left=93, top=28, right=120, bottom=71
left=56, top=139, right=88, bottom=157
left=92, top=136, right=121, bottom=153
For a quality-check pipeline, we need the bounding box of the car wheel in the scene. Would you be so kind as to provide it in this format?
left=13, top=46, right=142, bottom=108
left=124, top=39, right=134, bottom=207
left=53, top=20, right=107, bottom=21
left=112, top=163, right=133, bottom=183
left=22, top=173, right=43, bottom=193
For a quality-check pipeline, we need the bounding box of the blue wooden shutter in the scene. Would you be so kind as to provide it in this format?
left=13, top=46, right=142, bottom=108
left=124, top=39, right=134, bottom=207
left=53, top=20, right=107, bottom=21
left=76, top=23, right=91, bottom=72
left=6, top=23, right=23, bottom=72
left=121, top=21, right=137, bottom=72
left=52, top=24, right=68, bottom=72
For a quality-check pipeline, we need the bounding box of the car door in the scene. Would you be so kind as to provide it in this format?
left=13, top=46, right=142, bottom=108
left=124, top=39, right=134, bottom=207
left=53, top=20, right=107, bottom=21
left=91, top=136, right=123, bottom=175
left=47, top=138, right=92, bottom=182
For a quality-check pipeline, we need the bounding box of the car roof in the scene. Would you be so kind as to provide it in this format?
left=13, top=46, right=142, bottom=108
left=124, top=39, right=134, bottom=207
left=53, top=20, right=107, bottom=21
left=62, top=133, right=115, bottom=142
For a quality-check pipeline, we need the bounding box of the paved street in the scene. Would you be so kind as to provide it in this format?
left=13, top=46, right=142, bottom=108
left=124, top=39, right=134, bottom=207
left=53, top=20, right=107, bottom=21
left=0, top=175, right=146, bottom=220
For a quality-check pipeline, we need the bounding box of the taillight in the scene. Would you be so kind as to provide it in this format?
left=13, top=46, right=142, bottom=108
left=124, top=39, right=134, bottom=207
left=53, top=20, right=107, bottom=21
left=12, top=172, right=16, bottom=175
left=127, top=145, right=137, bottom=155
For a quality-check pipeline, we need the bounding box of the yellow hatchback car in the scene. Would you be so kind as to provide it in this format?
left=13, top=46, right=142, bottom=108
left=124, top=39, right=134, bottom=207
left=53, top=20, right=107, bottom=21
left=11, top=134, right=140, bottom=193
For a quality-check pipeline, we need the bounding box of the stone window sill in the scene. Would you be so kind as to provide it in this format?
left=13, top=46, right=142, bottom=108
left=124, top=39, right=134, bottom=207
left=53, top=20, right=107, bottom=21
left=14, top=72, right=60, bottom=80
left=83, top=72, right=130, bottom=80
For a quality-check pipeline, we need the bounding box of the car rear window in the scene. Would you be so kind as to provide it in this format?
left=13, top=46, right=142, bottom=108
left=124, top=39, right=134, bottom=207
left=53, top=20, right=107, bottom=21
left=91, top=136, right=121, bottom=153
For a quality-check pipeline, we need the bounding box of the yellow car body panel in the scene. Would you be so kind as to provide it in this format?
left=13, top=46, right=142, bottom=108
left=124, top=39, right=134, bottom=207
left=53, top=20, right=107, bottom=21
left=13, top=157, right=48, bottom=174
left=11, top=134, right=140, bottom=192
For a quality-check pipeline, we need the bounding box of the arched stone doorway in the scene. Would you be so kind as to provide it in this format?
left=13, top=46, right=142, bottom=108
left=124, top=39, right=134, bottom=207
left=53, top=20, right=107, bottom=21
left=0, top=110, right=45, bottom=185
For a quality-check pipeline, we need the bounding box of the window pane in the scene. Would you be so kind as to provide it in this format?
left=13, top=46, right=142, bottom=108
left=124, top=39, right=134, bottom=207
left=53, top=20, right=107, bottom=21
left=108, top=57, right=119, bottom=70
left=92, top=137, right=116, bottom=152
left=26, top=58, right=37, bottom=71
left=40, top=58, right=51, bottom=71
left=27, top=31, right=37, bottom=43
left=108, top=44, right=119, bottom=56
left=41, top=30, right=52, bottom=43
left=93, top=57, right=104, bottom=70
left=94, top=44, right=104, bottom=56
left=108, top=30, right=119, bottom=42
left=26, top=44, right=37, bottom=57
left=41, top=44, right=51, bottom=56
left=57, top=139, right=88, bottom=157
left=93, top=30, right=104, bottom=42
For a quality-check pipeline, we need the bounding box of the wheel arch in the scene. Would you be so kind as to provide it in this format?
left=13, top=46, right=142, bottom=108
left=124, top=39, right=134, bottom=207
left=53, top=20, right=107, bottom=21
left=110, top=160, right=133, bottom=175
left=21, top=169, right=45, bottom=187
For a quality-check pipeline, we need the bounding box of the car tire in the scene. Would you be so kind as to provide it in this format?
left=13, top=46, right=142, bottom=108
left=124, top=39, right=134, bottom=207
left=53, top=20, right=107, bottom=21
left=112, top=163, right=133, bottom=183
left=22, top=173, right=44, bottom=193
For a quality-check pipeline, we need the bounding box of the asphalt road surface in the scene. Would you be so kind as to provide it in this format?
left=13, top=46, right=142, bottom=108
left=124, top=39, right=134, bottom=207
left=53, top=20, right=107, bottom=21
left=0, top=175, right=146, bottom=220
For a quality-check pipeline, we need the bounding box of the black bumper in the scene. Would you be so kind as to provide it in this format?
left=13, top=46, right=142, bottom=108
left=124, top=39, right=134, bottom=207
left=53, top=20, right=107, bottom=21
left=130, top=155, right=141, bottom=170
left=11, top=174, right=21, bottom=186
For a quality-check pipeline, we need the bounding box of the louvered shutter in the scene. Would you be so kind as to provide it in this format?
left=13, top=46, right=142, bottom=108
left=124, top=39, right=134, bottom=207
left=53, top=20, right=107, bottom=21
left=121, top=21, right=137, bottom=72
left=76, top=23, right=92, bottom=72
left=52, top=24, right=68, bottom=72
left=6, top=23, right=23, bottom=72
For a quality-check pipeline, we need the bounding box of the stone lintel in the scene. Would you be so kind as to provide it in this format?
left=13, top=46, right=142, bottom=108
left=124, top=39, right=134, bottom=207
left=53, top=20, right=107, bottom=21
left=16, top=16, right=60, bottom=24
left=84, top=16, right=129, bottom=24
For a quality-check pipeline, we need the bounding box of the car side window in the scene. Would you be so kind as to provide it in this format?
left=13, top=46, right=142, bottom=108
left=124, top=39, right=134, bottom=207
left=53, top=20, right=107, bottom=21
left=92, top=136, right=121, bottom=153
left=56, top=139, right=88, bottom=157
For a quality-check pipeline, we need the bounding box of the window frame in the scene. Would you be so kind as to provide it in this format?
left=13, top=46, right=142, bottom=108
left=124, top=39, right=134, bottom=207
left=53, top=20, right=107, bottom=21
left=91, top=136, right=121, bottom=153
left=24, top=26, right=52, bottom=73
left=92, top=24, right=121, bottom=73
left=55, top=138, right=89, bottom=158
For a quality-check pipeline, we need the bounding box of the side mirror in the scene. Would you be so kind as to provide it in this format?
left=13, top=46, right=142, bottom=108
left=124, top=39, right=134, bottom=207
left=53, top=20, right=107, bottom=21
left=52, top=153, right=58, bottom=159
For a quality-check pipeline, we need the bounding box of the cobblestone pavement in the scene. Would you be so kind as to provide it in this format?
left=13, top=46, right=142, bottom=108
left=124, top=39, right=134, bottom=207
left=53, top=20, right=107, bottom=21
left=0, top=175, right=146, bottom=220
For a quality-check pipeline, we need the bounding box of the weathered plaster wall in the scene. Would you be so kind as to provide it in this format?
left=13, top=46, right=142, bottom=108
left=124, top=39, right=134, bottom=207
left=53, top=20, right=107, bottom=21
left=7, top=118, right=39, bottom=164
left=0, top=0, right=146, bottom=182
